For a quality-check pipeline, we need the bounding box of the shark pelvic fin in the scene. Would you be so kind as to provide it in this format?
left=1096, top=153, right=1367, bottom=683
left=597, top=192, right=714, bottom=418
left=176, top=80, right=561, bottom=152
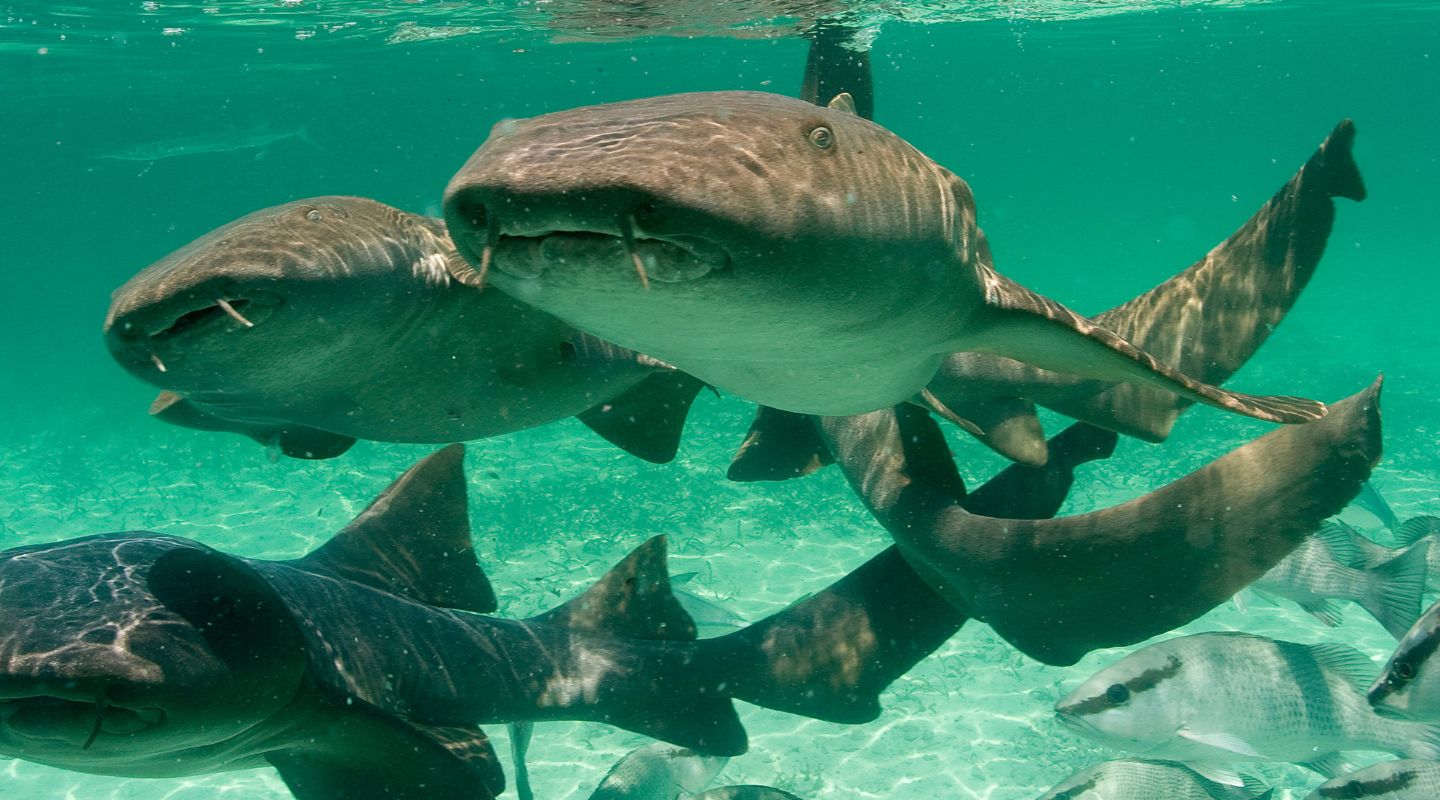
left=577, top=371, right=706, bottom=463
left=727, top=406, right=834, bottom=482
left=301, top=444, right=498, bottom=613
left=149, top=391, right=355, bottom=459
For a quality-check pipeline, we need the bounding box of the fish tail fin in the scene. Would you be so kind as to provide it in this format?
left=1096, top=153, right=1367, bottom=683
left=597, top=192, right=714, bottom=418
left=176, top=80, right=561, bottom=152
left=534, top=536, right=747, bottom=756
left=1400, top=723, right=1440, bottom=761
left=1361, top=539, right=1430, bottom=638
left=706, top=547, right=964, bottom=724
left=1396, top=515, right=1440, bottom=547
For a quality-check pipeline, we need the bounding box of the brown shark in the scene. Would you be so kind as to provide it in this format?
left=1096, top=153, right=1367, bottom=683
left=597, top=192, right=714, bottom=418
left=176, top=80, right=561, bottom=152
left=441, top=90, right=1325, bottom=426
left=0, top=445, right=960, bottom=798
left=730, top=119, right=1365, bottom=479
left=817, top=377, right=1384, bottom=665
left=103, top=197, right=702, bottom=462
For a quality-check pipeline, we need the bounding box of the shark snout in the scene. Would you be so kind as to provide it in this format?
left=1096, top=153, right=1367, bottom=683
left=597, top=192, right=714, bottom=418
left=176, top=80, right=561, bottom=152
left=104, top=282, right=281, bottom=380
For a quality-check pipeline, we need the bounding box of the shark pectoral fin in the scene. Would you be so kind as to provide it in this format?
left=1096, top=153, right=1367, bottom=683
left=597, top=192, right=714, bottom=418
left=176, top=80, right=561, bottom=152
left=727, top=406, right=834, bottom=482
left=146, top=547, right=308, bottom=715
left=960, top=422, right=1118, bottom=520
left=269, top=714, right=504, bottom=800
left=719, top=546, right=966, bottom=724
left=535, top=535, right=696, bottom=641
left=300, top=444, right=498, bottom=613
left=897, top=378, right=1382, bottom=666
left=577, top=371, right=706, bottom=463
left=148, top=392, right=356, bottom=459
left=1178, top=728, right=1265, bottom=759
left=966, top=273, right=1327, bottom=425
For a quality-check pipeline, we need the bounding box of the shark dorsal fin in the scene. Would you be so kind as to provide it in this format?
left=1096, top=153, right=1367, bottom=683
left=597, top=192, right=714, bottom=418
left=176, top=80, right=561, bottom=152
left=826, top=92, right=858, bottom=115
left=300, top=444, right=497, bottom=613
left=535, top=535, right=695, bottom=641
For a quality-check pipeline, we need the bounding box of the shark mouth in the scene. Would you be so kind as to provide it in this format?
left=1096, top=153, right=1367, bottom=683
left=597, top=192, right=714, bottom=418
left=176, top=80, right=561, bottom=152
left=456, top=209, right=729, bottom=290
left=0, top=695, right=165, bottom=747
left=151, top=297, right=257, bottom=341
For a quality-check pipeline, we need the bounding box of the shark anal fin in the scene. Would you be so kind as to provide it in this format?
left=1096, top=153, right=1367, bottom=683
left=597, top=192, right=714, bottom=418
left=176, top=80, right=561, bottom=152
left=269, top=711, right=503, bottom=800
left=577, top=371, right=705, bottom=463
left=300, top=444, right=497, bottom=614
left=727, top=406, right=834, bottom=482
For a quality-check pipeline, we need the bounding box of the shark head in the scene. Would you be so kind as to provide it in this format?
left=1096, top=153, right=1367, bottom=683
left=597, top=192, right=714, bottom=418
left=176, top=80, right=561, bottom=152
left=0, top=534, right=306, bottom=777
left=103, top=196, right=459, bottom=406
left=441, top=91, right=978, bottom=370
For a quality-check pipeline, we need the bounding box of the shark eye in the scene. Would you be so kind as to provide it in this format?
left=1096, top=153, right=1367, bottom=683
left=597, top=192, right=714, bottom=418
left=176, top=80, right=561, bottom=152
left=1105, top=683, right=1130, bottom=704
left=808, top=126, right=834, bottom=149
left=304, top=207, right=322, bottom=222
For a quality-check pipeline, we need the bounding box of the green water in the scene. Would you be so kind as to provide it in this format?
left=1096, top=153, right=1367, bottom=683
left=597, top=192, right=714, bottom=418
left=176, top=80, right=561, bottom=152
left=1, top=1, right=1438, bottom=798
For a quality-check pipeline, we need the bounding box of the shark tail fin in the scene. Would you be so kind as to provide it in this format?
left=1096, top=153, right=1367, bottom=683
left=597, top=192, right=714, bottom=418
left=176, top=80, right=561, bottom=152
left=1312, top=119, right=1365, bottom=202
left=537, top=537, right=747, bottom=756
left=710, top=546, right=964, bottom=724
left=1359, top=539, right=1429, bottom=638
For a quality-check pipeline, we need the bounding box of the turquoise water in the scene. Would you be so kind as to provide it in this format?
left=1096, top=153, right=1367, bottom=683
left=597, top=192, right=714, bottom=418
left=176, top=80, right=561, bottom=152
left=2, top=1, right=1439, bottom=797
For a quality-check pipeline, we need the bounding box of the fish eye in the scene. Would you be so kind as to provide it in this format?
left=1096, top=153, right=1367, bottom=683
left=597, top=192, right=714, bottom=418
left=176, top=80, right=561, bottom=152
left=1343, top=781, right=1365, bottom=798
left=808, top=126, right=834, bottom=149
left=1104, top=683, right=1130, bottom=704
left=1395, top=660, right=1418, bottom=680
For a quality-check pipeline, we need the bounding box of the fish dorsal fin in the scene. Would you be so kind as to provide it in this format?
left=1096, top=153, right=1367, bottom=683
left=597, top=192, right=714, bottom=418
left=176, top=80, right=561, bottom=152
left=1313, top=520, right=1366, bottom=567
left=300, top=444, right=497, bottom=613
left=826, top=92, right=858, bottom=115
left=1303, top=641, right=1378, bottom=691
left=577, top=371, right=705, bottom=463
left=1397, top=515, right=1440, bottom=546
left=535, top=535, right=695, bottom=641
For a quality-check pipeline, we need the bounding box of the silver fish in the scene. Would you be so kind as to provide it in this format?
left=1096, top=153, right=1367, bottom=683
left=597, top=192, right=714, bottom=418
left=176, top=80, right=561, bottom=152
left=92, top=125, right=315, bottom=162
left=1056, top=632, right=1440, bottom=774
left=1370, top=598, right=1440, bottom=720
left=1036, top=759, right=1271, bottom=800
left=692, top=788, right=805, bottom=800
left=588, top=741, right=727, bottom=800
left=1305, top=759, right=1440, bottom=799
left=1251, top=523, right=1428, bottom=637
left=1325, top=519, right=1440, bottom=596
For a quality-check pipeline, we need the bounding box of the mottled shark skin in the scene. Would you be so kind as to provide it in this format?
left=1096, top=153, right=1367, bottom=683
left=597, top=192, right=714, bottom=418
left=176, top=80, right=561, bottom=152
left=730, top=120, right=1365, bottom=478
left=0, top=445, right=962, bottom=799
left=442, top=90, right=1325, bottom=426
left=933, top=119, right=1366, bottom=464
left=817, top=378, right=1384, bottom=666
left=104, top=196, right=703, bottom=463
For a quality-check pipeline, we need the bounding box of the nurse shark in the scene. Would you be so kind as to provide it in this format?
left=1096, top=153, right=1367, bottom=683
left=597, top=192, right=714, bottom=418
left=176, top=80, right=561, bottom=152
left=441, top=90, right=1326, bottom=426
left=0, top=445, right=962, bottom=798
left=103, top=197, right=702, bottom=463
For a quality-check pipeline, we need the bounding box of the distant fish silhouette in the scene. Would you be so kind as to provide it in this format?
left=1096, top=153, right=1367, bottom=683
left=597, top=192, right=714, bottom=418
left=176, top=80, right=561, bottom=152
left=92, top=124, right=316, bottom=162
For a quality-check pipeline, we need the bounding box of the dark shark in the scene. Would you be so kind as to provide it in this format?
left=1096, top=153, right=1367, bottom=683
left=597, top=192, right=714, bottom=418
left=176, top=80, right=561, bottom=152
left=103, top=197, right=702, bottom=463
left=0, top=446, right=959, bottom=798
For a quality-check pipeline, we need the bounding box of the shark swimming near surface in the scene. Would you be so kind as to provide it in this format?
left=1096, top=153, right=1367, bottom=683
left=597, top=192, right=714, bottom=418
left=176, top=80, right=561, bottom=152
left=92, top=125, right=316, bottom=163
left=0, top=445, right=964, bottom=798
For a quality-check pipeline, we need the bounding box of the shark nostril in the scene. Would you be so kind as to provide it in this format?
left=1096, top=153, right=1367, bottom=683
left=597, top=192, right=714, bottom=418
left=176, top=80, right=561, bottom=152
left=457, top=197, right=488, bottom=231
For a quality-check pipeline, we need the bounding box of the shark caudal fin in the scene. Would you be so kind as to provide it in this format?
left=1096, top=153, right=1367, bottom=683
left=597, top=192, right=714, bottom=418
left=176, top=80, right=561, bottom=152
left=711, top=546, right=964, bottom=724
left=534, top=536, right=747, bottom=756
left=148, top=391, right=356, bottom=459
left=577, top=371, right=706, bottom=463
left=298, top=443, right=498, bottom=613
left=819, top=379, right=1382, bottom=666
